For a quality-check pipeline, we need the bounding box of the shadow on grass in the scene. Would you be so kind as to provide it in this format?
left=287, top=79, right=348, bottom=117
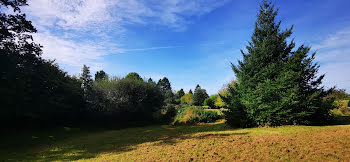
left=0, top=120, right=243, bottom=161
left=330, top=115, right=350, bottom=125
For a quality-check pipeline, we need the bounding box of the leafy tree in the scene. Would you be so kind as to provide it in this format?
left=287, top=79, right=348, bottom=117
left=214, top=95, right=226, bottom=108
left=95, top=70, right=107, bottom=81
left=224, top=1, right=334, bottom=127
left=0, top=0, right=84, bottom=125
left=192, top=85, right=209, bottom=106
left=125, top=72, right=143, bottom=81
left=204, top=95, right=221, bottom=109
left=181, top=93, right=193, bottom=105
left=174, top=89, right=185, bottom=104
left=91, top=75, right=164, bottom=121
left=189, top=89, right=193, bottom=94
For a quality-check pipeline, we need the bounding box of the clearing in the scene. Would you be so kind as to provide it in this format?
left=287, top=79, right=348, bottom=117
left=1, top=119, right=350, bottom=161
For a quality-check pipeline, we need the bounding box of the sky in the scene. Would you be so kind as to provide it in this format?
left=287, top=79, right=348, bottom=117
left=22, top=0, right=350, bottom=94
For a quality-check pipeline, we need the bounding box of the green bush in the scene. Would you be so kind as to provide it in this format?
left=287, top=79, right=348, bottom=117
left=331, top=100, right=350, bottom=116
left=173, top=106, right=221, bottom=124
left=153, top=104, right=178, bottom=123
left=91, top=76, right=164, bottom=121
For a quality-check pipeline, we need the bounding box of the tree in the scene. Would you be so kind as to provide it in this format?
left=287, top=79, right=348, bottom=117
left=176, top=89, right=185, bottom=98
left=174, top=89, right=185, bottom=104
left=148, top=78, right=155, bottom=84
left=0, top=0, right=84, bottom=125
left=125, top=72, right=143, bottom=81
left=181, top=93, right=193, bottom=105
left=91, top=75, right=164, bottom=121
left=80, top=65, right=93, bottom=101
left=189, top=89, right=193, bottom=94
left=224, top=0, right=334, bottom=127
left=326, top=89, right=350, bottom=100
left=95, top=70, right=107, bottom=81
left=157, top=77, right=175, bottom=104
left=204, top=95, right=222, bottom=109
left=157, top=77, right=172, bottom=93
left=192, top=85, right=209, bottom=106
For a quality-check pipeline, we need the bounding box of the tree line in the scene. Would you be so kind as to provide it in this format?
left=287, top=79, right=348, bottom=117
left=0, top=0, right=341, bottom=128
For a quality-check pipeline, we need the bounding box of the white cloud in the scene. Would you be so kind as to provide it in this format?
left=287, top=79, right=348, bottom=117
left=33, top=31, right=123, bottom=73
left=25, top=0, right=118, bottom=31
left=312, top=28, right=350, bottom=92
left=23, top=0, right=229, bottom=72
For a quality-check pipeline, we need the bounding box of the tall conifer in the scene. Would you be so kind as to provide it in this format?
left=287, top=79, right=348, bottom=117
left=224, top=1, right=334, bottom=127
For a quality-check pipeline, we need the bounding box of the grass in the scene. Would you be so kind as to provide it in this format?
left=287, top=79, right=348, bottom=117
left=2, top=116, right=350, bottom=161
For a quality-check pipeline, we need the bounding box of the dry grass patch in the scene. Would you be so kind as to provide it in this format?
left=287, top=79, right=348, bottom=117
left=2, top=119, right=350, bottom=161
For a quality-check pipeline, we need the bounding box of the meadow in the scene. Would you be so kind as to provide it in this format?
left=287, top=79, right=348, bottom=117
left=2, top=114, right=350, bottom=161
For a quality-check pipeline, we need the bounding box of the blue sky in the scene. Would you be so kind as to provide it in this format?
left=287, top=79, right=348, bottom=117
left=23, top=0, right=350, bottom=94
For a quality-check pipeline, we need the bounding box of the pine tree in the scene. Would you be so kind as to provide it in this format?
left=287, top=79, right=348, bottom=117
left=225, top=1, right=334, bottom=127
left=81, top=65, right=93, bottom=102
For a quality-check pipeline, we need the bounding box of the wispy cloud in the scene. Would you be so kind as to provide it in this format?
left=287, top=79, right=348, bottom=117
left=312, top=27, right=350, bottom=91
left=123, top=46, right=181, bottom=52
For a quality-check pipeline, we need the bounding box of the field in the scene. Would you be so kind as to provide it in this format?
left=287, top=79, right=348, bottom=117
left=2, top=117, right=350, bottom=161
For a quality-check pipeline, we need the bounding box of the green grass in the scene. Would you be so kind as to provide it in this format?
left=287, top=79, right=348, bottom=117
left=2, top=116, right=350, bottom=161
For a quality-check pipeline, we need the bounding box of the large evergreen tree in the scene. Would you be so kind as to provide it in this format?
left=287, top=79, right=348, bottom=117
left=224, top=1, right=334, bottom=127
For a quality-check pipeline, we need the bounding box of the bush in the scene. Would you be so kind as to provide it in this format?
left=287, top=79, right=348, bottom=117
left=153, top=104, right=178, bottom=123
left=173, top=106, right=221, bottom=124
left=90, top=76, right=164, bottom=121
left=331, top=100, right=350, bottom=116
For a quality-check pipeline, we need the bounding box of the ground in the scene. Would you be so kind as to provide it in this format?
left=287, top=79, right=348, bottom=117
left=1, top=118, right=350, bottom=161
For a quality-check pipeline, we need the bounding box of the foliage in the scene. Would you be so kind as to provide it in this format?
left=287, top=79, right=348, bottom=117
left=326, top=89, right=350, bottom=100
left=157, top=77, right=176, bottom=104
left=152, top=104, right=178, bottom=123
left=90, top=75, right=164, bottom=121
left=192, top=84, right=209, bottom=106
left=157, top=77, right=172, bottom=93
left=174, top=89, right=185, bottom=104
left=331, top=100, right=350, bottom=116
left=224, top=1, right=335, bottom=127
left=173, top=106, right=221, bottom=124
left=181, top=93, right=193, bottom=105
left=0, top=0, right=85, bottom=125
left=95, top=70, right=107, bottom=81
left=80, top=65, right=93, bottom=103
left=214, top=95, right=226, bottom=108
left=124, top=72, right=143, bottom=81
left=164, top=90, right=176, bottom=105
left=204, top=94, right=225, bottom=109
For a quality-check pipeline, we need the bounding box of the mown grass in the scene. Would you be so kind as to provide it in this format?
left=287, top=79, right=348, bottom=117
left=2, top=116, right=350, bottom=161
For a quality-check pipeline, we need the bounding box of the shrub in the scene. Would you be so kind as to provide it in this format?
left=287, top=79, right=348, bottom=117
left=153, top=104, right=178, bottom=123
left=181, top=93, right=193, bottom=105
left=173, top=106, right=221, bottom=124
left=91, top=76, right=164, bottom=121
left=331, top=100, right=350, bottom=116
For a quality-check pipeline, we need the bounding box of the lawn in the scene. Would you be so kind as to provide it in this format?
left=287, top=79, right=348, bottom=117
left=1, top=117, right=350, bottom=161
